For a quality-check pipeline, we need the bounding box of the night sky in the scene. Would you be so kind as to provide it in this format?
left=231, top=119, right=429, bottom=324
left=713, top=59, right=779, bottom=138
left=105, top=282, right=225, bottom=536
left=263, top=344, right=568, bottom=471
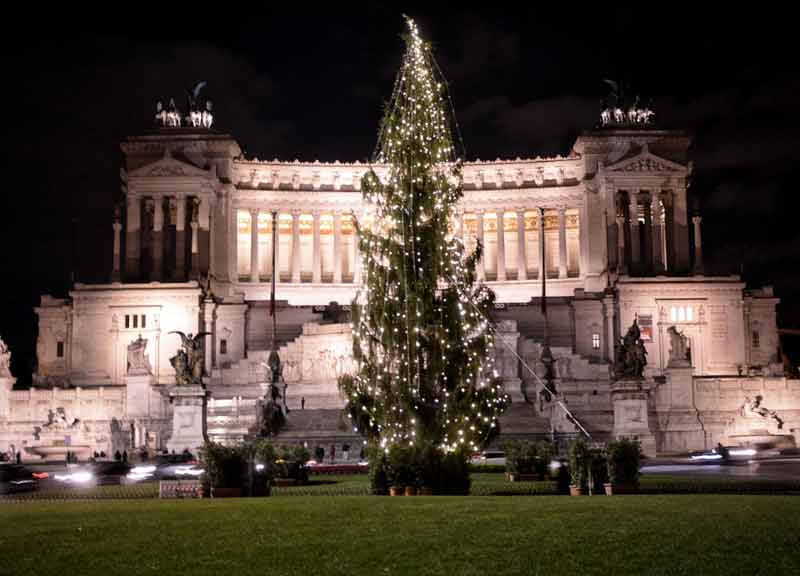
left=1, top=7, right=798, bottom=382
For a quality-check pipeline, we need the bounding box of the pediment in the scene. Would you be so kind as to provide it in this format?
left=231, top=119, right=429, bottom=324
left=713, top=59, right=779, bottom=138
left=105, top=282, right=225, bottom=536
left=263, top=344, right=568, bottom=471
left=130, top=156, right=211, bottom=179
left=605, top=150, right=686, bottom=174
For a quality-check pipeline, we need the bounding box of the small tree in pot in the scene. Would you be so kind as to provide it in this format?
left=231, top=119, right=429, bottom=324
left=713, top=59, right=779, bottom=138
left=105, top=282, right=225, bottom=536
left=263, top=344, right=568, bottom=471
left=605, top=438, right=642, bottom=495
left=568, top=438, right=590, bottom=495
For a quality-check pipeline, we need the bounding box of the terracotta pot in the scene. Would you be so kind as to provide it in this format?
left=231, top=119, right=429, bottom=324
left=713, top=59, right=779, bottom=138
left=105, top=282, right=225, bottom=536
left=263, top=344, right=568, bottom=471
left=569, top=485, right=587, bottom=496
left=404, top=486, right=418, bottom=496
left=604, top=482, right=639, bottom=495
left=419, top=487, right=433, bottom=496
left=389, top=486, right=404, bottom=496
left=211, top=487, right=242, bottom=498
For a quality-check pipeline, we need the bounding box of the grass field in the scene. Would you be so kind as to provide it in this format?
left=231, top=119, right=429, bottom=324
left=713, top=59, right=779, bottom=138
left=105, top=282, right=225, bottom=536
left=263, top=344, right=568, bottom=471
left=1, top=495, right=798, bottom=576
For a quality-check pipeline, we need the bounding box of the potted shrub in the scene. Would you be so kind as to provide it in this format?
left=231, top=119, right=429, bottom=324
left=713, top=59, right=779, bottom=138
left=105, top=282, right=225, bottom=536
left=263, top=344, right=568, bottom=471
left=504, top=440, right=538, bottom=481
left=439, top=449, right=471, bottom=495
left=587, top=447, right=608, bottom=496
left=568, top=438, right=589, bottom=495
left=417, top=444, right=441, bottom=495
left=604, top=438, right=642, bottom=495
left=201, top=441, right=246, bottom=498
left=366, top=444, right=389, bottom=495
left=387, top=444, right=414, bottom=496
left=534, top=441, right=553, bottom=480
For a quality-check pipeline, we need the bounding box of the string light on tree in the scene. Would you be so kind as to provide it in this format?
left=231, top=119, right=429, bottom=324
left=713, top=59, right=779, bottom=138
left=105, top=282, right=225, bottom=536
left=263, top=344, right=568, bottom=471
left=338, top=16, right=508, bottom=454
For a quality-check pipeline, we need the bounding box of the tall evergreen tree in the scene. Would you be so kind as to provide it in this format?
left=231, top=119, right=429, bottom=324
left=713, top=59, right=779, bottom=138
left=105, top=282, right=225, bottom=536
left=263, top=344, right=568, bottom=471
left=339, top=17, right=508, bottom=453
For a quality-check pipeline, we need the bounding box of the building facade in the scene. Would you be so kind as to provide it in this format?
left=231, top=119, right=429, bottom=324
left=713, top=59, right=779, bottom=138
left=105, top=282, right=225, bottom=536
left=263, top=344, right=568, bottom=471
left=1, top=110, right=797, bottom=460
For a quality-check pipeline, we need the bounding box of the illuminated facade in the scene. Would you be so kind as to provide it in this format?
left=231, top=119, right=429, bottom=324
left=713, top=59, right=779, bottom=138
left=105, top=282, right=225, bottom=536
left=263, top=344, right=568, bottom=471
left=1, top=121, right=797, bottom=461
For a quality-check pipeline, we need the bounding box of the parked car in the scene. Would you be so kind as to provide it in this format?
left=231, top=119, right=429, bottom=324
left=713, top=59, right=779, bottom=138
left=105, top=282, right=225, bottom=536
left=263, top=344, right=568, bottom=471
left=0, top=464, right=40, bottom=494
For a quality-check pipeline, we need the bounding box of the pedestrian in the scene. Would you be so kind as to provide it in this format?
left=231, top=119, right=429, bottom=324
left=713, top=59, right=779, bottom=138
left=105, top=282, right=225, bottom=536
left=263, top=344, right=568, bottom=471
left=301, top=396, right=305, bottom=410
left=330, top=444, right=336, bottom=464
left=16, top=451, right=21, bottom=464
left=122, top=450, right=128, bottom=463
left=342, top=443, right=350, bottom=461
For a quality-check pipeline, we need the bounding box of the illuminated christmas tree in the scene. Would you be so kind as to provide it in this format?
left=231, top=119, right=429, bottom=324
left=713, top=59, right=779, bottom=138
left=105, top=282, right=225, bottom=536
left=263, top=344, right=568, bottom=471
left=339, top=17, right=508, bottom=454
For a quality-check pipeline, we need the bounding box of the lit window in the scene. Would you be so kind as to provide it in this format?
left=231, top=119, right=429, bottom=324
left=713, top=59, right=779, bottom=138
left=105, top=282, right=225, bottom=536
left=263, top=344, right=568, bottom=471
left=220, top=339, right=228, bottom=355
left=57, top=341, right=64, bottom=358
left=670, top=305, right=694, bottom=323
left=592, top=333, right=601, bottom=350
left=752, top=331, right=760, bottom=349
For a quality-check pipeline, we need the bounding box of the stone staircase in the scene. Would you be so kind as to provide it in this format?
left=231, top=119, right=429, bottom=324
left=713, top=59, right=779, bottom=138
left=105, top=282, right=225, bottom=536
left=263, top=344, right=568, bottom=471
left=277, top=408, right=360, bottom=442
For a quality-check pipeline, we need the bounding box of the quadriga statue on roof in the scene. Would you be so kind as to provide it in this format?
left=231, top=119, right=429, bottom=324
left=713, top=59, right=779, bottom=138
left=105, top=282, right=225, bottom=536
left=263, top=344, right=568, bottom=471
left=169, top=331, right=211, bottom=386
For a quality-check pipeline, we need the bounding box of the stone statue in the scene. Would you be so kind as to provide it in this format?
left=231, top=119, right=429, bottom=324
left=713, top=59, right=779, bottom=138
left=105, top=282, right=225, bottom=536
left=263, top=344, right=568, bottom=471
left=202, top=101, right=214, bottom=129
left=126, top=335, right=152, bottom=376
left=615, top=320, right=647, bottom=379
left=44, top=407, right=79, bottom=430
left=169, top=331, right=211, bottom=386
left=667, top=325, right=690, bottom=365
left=742, top=395, right=784, bottom=429
left=0, top=336, right=11, bottom=378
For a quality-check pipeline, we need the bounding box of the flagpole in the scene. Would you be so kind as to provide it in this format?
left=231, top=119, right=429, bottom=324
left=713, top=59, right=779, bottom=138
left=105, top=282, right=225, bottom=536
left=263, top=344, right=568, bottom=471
left=270, top=210, right=278, bottom=352
left=539, top=206, right=555, bottom=396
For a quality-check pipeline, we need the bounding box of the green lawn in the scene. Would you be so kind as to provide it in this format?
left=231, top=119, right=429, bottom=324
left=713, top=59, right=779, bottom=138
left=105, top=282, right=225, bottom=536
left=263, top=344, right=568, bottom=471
left=1, top=496, right=798, bottom=576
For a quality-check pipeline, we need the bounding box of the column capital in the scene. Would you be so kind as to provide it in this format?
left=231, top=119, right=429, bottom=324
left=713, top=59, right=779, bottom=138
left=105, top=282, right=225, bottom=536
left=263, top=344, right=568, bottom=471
left=249, top=207, right=259, bottom=217
left=291, top=209, right=302, bottom=217
left=112, top=222, right=122, bottom=232
left=692, top=215, right=702, bottom=225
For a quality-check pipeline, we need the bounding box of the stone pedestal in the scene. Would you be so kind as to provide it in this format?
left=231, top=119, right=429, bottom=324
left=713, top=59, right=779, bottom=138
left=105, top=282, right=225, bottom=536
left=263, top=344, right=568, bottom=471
left=125, top=373, right=154, bottom=418
left=166, top=385, right=208, bottom=456
left=611, top=379, right=656, bottom=457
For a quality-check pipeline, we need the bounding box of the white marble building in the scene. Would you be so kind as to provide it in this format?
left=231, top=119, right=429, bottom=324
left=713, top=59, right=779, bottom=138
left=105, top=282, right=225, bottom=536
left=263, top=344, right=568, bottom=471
left=2, top=110, right=798, bottom=460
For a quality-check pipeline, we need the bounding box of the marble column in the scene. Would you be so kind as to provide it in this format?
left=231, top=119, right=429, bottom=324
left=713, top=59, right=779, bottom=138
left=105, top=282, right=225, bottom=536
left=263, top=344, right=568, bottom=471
left=112, top=220, right=122, bottom=282
left=475, top=210, right=485, bottom=280
left=152, top=197, right=164, bottom=281
left=174, top=196, right=186, bottom=281
left=558, top=207, right=568, bottom=279
left=496, top=211, right=506, bottom=281
left=312, top=211, right=322, bottom=283
left=190, top=219, right=200, bottom=279
left=629, top=191, right=640, bottom=268
left=249, top=208, right=259, bottom=283
left=352, top=222, right=361, bottom=285
left=273, top=212, right=280, bottom=283
left=692, top=215, right=704, bottom=274
left=651, top=199, right=664, bottom=273
left=642, top=195, right=653, bottom=272
left=516, top=210, right=527, bottom=281
left=291, top=210, right=301, bottom=283
left=333, top=212, right=343, bottom=283
left=616, top=214, right=626, bottom=274
left=125, top=195, right=141, bottom=279
left=603, top=295, right=615, bottom=363
left=537, top=209, right=545, bottom=279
